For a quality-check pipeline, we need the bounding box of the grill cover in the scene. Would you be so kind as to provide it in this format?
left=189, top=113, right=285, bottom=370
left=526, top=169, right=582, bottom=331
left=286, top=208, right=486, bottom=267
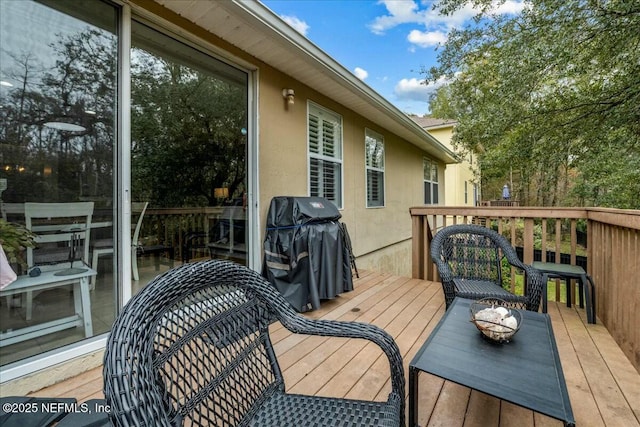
left=262, top=196, right=353, bottom=312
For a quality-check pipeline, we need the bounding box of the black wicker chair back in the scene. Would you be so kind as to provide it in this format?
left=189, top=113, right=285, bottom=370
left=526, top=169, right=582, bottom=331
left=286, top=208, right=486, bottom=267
left=103, top=260, right=405, bottom=427
left=441, top=233, right=503, bottom=283
left=430, top=224, right=543, bottom=312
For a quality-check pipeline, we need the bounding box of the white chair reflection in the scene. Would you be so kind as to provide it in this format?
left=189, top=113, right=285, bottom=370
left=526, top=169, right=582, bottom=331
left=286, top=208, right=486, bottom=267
left=91, top=202, right=148, bottom=286
left=0, top=202, right=25, bottom=222
left=23, top=202, right=94, bottom=320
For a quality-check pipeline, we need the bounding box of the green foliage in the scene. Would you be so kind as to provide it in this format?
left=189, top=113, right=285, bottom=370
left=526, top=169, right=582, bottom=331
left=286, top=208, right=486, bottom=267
left=0, top=29, right=116, bottom=204
left=2, top=21, right=246, bottom=210
left=500, top=256, right=513, bottom=290
left=130, top=48, right=247, bottom=207
left=427, top=0, right=640, bottom=208
left=0, top=219, right=36, bottom=269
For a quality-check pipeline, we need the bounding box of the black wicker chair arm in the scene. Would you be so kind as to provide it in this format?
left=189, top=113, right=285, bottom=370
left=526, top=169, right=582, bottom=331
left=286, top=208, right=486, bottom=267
left=430, top=228, right=456, bottom=296
left=520, top=263, right=544, bottom=306
left=104, top=260, right=405, bottom=427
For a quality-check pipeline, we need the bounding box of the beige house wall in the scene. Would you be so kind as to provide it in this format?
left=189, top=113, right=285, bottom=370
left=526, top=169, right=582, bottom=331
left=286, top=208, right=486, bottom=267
left=134, top=0, right=445, bottom=275
left=427, top=126, right=476, bottom=206
left=356, top=239, right=412, bottom=276
left=259, top=67, right=441, bottom=276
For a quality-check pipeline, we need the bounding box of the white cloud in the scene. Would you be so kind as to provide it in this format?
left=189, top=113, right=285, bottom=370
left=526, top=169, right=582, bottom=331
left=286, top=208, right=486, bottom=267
left=434, top=4, right=478, bottom=28
left=407, top=29, right=447, bottom=48
left=368, top=0, right=426, bottom=35
left=395, top=78, right=431, bottom=102
left=354, top=67, right=369, bottom=80
left=491, top=1, right=527, bottom=15
left=370, top=0, right=525, bottom=48
left=281, top=15, right=309, bottom=36
left=394, top=76, right=451, bottom=101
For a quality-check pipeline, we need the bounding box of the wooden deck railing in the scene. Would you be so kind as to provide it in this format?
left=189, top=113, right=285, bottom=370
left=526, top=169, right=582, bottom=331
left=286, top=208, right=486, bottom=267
left=141, top=206, right=226, bottom=260
left=410, top=206, right=640, bottom=372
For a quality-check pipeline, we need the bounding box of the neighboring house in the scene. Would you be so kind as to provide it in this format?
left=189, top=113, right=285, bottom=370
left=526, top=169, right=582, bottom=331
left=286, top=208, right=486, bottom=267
left=411, top=116, right=479, bottom=206
left=0, top=0, right=456, bottom=389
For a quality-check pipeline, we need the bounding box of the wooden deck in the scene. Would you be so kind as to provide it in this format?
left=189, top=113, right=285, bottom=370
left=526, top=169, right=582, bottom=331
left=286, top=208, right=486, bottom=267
left=30, top=271, right=640, bottom=426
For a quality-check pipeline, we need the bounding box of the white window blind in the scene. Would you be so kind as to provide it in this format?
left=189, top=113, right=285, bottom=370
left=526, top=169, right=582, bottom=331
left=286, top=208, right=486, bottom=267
left=308, top=103, right=342, bottom=208
left=365, top=129, right=385, bottom=207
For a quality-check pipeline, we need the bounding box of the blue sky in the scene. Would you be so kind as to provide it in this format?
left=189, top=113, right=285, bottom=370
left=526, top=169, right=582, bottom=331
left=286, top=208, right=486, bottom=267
left=262, top=0, right=525, bottom=116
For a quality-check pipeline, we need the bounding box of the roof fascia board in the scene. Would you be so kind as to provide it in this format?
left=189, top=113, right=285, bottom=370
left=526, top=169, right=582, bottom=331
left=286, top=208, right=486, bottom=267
left=227, top=0, right=456, bottom=163
left=424, top=123, right=457, bottom=131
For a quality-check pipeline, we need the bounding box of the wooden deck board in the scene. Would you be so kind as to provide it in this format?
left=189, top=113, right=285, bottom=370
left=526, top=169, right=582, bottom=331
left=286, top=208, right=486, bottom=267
left=548, top=301, right=604, bottom=426
left=558, top=301, right=638, bottom=426
left=23, top=271, right=640, bottom=426
left=464, top=391, right=500, bottom=427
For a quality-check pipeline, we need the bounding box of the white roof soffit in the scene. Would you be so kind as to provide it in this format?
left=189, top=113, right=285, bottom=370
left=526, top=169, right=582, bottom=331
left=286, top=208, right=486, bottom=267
left=154, top=0, right=457, bottom=164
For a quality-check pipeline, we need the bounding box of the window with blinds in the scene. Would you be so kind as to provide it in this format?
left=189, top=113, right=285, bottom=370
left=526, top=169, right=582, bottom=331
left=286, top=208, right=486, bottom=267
left=308, top=103, right=343, bottom=208
left=423, top=157, right=439, bottom=205
left=365, top=129, right=385, bottom=207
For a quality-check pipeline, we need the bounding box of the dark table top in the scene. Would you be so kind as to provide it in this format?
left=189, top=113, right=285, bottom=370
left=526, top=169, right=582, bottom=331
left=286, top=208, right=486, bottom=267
left=532, top=261, right=587, bottom=277
left=410, top=298, right=575, bottom=426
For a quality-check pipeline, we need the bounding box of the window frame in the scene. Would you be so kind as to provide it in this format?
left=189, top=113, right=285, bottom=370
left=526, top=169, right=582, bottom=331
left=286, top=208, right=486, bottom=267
left=307, top=101, right=343, bottom=209
left=365, top=128, right=385, bottom=208
left=423, top=157, right=439, bottom=205
left=464, top=181, right=468, bottom=204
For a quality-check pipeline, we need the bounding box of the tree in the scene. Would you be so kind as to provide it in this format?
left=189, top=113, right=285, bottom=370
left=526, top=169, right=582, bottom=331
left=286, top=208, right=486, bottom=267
left=131, top=50, right=247, bottom=207
left=0, top=29, right=116, bottom=203
left=427, top=0, right=640, bottom=208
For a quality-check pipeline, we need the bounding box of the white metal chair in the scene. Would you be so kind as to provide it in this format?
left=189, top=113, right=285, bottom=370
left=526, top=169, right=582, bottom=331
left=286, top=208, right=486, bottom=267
left=1, top=202, right=25, bottom=222
left=23, top=202, right=94, bottom=320
left=91, top=202, right=148, bottom=286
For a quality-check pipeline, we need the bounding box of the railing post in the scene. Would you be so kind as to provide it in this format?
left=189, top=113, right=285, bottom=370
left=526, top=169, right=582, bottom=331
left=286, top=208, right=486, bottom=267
left=425, top=218, right=434, bottom=281
left=411, top=214, right=424, bottom=279
left=523, top=218, right=534, bottom=265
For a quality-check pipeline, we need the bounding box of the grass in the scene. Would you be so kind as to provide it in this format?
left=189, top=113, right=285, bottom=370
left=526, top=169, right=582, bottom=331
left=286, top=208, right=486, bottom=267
left=543, top=241, right=587, bottom=258
left=509, top=273, right=571, bottom=304
left=544, top=280, right=569, bottom=303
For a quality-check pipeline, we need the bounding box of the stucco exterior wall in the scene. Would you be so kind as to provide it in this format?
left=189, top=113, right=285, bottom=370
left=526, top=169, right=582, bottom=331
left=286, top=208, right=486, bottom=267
left=258, top=67, right=437, bottom=273
left=131, top=0, right=442, bottom=272
left=427, top=126, right=476, bottom=206
left=355, top=239, right=413, bottom=277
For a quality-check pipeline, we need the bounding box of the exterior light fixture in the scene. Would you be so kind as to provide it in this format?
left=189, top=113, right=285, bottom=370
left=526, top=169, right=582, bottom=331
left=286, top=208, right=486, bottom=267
left=282, top=88, right=295, bottom=106
left=214, top=187, right=229, bottom=199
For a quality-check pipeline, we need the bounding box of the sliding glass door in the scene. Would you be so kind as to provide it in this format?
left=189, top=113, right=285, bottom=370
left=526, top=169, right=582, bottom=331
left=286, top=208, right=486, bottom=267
left=0, top=0, right=251, bottom=372
left=129, top=21, right=249, bottom=294
left=0, top=0, right=117, bottom=365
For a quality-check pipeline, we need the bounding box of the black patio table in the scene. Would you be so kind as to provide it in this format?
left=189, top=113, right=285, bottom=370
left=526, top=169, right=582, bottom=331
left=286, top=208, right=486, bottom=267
left=409, top=298, right=575, bottom=426
left=532, top=261, right=596, bottom=324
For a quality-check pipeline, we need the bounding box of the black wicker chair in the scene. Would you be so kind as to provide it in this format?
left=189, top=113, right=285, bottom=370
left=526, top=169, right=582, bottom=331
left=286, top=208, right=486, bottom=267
left=103, top=260, right=405, bottom=427
left=430, top=224, right=543, bottom=312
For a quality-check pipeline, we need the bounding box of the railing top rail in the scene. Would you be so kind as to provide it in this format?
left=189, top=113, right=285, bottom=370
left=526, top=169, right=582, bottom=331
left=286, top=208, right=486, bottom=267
left=409, top=206, right=588, bottom=218
left=145, top=207, right=225, bottom=215
left=409, top=206, right=640, bottom=230
left=586, top=209, right=640, bottom=230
